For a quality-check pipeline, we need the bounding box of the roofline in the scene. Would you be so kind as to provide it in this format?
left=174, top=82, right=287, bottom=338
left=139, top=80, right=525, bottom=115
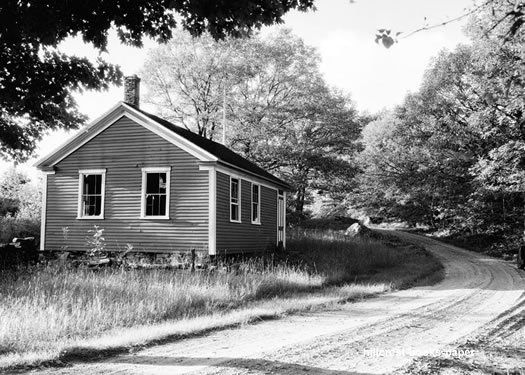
left=34, top=102, right=292, bottom=190
left=35, top=102, right=219, bottom=169
left=198, top=160, right=290, bottom=190
left=216, top=161, right=291, bottom=190
left=34, top=102, right=124, bottom=169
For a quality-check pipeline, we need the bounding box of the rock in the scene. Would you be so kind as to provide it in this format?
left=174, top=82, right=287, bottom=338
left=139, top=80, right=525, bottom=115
left=87, top=257, right=110, bottom=267
left=345, top=223, right=372, bottom=238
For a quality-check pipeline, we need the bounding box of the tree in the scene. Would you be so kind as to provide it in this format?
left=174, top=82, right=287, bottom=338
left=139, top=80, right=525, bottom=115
left=354, top=0, right=525, bottom=254
left=0, top=0, right=315, bottom=161
left=142, top=29, right=361, bottom=212
left=375, top=0, right=524, bottom=48
left=141, top=31, right=237, bottom=139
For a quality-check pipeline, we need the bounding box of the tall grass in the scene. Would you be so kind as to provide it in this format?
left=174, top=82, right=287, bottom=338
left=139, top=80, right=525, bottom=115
left=0, top=229, right=441, bottom=369
left=287, top=228, right=403, bottom=283
left=0, top=262, right=321, bottom=357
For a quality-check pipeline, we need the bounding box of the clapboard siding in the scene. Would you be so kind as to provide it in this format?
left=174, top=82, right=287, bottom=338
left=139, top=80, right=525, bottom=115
left=216, top=171, right=277, bottom=253
left=45, top=116, right=209, bottom=253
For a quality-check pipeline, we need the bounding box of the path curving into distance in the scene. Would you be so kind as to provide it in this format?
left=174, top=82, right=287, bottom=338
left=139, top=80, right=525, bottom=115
left=36, top=231, right=525, bottom=375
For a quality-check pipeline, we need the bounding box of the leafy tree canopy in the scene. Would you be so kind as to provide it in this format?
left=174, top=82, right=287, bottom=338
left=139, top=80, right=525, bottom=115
left=353, top=0, right=525, bottom=251
left=142, top=29, right=361, bottom=211
left=375, top=0, right=524, bottom=48
left=0, top=0, right=315, bottom=161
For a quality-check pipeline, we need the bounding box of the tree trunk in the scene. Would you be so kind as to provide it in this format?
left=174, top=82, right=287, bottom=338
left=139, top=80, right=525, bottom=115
left=522, top=192, right=525, bottom=242
left=295, top=187, right=305, bottom=213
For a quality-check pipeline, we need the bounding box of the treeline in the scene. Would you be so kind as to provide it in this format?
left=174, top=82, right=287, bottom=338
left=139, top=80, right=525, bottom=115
left=351, top=1, right=525, bottom=253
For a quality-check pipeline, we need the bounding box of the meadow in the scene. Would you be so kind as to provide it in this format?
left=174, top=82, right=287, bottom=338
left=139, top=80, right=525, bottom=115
left=0, top=229, right=442, bottom=370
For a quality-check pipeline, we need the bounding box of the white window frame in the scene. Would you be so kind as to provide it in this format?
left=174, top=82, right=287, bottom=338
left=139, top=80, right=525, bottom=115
left=141, top=167, right=171, bottom=219
left=77, top=169, right=106, bottom=219
left=230, top=176, right=241, bottom=223
left=251, top=183, right=261, bottom=225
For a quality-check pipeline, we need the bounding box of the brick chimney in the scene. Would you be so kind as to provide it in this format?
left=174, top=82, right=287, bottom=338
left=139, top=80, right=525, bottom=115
left=123, top=75, right=140, bottom=107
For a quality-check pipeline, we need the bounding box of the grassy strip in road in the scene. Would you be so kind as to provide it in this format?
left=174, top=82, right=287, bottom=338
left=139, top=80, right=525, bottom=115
left=0, top=229, right=443, bottom=371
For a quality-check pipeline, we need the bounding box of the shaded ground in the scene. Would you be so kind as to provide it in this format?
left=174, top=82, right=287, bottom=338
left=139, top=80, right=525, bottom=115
left=27, top=231, right=525, bottom=375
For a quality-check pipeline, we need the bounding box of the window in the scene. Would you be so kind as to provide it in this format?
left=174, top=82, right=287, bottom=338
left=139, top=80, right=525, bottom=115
left=251, top=183, right=260, bottom=224
left=78, top=169, right=106, bottom=219
left=230, top=177, right=241, bottom=222
left=141, top=167, right=170, bottom=219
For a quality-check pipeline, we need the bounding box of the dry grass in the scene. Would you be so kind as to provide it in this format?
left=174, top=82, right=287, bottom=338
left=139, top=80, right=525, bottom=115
left=0, top=229, right=442, bottom=370
left=287, top=229, right=443, bottom=288
left=287, top=229, right=402, bottom=282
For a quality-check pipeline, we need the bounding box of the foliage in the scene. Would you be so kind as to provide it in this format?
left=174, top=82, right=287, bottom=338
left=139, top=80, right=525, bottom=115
left=142, top=29, right=361, bottom=211
left=86, top=226, right=106, bottom=257
left=353, top=1, right=525, bottom=255
left=0, top=168, right=41, bottom=243
left=292, top=217, right=360, bottom=231
left=0, top=0, right=315, bottom=161
left=376, top=0, right=525, bottom=48
left=142, top=30, right=234, bottom=139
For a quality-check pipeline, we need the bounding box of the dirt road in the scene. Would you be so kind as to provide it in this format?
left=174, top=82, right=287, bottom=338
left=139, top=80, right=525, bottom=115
left=36, top=232, right=524, bottom=375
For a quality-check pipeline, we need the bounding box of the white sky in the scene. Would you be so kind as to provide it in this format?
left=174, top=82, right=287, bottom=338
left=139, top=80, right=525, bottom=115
left=1, top=0, right=472, bottom=178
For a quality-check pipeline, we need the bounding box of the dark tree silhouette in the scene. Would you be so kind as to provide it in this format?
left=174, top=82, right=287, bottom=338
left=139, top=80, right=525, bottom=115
left=0, top=0, right=315, bottom=160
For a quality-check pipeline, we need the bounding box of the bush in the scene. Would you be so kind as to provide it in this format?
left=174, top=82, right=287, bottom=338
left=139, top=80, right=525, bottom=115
left=0, top=214, right=40, bottom=244
left=0, top=238, right=38, bottom=270
left=0, top=168, right=41, bottom=245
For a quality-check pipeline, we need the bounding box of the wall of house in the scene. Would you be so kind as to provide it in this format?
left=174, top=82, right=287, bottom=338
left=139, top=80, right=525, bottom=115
left=216, top=171, right=278, bottom=254
left=44, top=115, right=209, bottom=253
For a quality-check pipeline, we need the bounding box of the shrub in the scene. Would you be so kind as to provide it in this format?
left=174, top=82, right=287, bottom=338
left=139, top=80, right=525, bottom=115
left=0, top=168, right=41, bottom=245
left=0, top=214, right=40, bottom=244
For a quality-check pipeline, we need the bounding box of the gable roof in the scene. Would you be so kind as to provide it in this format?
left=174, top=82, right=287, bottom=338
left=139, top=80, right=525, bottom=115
left=35, top=102, right=290, bottom=189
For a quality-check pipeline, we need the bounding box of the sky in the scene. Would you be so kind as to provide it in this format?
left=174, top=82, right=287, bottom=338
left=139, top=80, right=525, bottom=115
left=1, top=0, right=473, bottom=178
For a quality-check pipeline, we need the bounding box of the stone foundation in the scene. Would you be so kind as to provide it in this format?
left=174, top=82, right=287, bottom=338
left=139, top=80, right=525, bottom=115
left=39, top=249, right=211, bottom=269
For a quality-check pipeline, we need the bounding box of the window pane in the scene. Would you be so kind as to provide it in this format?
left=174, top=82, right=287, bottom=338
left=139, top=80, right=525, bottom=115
left=82, top=196, right=90, bottom=216
left=159, top=195, right=166, bottom=216
left=146, top=194, right=155, bottom=216
left=252, top=203, right=258, bottom=222
left=146, top=172, right=167, bottom=194
left=158, top=173, right=167, bottom=194
left=84, top=174, right=100, bottom=195
left=93, top=196, right=101, bottom=216
left=145, top=193, right=167, bottom=216
left=147, top=173, right=160, bottom=194
left=230, top=179, right=238, bottom=201
left=252, top=184, right=259, bottom=201
left=231, top=204, right=238, bottom=221
left=94, top=175, right=101, bottom=194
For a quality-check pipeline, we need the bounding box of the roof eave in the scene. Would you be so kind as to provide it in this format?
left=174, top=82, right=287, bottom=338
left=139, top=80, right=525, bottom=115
left=34, top=102, right=126, bottom=170
left=215, top=161, right=292, bottom=191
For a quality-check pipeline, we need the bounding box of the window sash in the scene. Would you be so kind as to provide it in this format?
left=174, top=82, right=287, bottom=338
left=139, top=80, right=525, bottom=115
left=82, top=194, right=102, bottom=216
left=251, top=184, right=260, bottom=223
left=141, top=168, right=170, bottom=219
left=230, top=178, right=240, bottom=222
left=78, top=170, right=105, bottom=219
left=146, top=193, right=167, bottom=216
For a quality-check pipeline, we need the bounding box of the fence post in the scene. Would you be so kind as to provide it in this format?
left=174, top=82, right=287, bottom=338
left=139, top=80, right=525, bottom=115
left=191, top=249, right=196, bottom=272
